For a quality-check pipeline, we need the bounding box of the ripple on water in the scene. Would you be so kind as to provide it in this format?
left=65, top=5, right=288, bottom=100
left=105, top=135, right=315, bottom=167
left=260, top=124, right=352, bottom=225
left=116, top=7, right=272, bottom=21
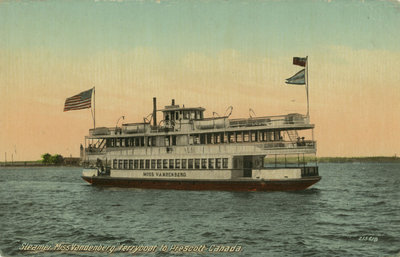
left=0, top=165, right=399, bottom=257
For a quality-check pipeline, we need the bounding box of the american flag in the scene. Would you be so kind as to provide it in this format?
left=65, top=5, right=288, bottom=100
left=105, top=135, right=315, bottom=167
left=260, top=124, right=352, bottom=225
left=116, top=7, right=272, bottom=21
left=63, top=88, right=93, bottom=112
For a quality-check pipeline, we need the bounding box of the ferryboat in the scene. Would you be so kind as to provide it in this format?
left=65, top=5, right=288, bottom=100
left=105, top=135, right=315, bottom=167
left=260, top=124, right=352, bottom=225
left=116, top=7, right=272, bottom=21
left=81, top=98, right=321, bottom=191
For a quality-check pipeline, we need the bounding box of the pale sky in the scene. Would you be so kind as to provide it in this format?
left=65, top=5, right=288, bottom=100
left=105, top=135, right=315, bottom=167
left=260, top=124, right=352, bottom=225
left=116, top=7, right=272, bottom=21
left=1, top=0, right=400, bottom=160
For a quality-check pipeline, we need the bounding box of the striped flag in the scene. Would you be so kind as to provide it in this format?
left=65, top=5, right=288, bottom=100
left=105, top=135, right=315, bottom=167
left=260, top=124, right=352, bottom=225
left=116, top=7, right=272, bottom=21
left=285, top=69, right=305, bottom=85
left=64, top=88, right=93, bottom=112
left=293, top=57, right=307, bottom=67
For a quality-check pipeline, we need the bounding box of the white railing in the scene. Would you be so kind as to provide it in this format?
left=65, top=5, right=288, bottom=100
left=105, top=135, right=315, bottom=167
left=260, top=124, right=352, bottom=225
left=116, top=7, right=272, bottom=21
left=229, top=114, right=309, bottom=128
left=257, top=140, right=316, bottom=150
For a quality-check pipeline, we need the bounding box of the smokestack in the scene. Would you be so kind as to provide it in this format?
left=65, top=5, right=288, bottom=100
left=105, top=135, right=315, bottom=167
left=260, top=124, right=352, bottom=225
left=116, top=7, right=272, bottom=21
left=153, top=97, right=157, bottom=127
left=172, top=99, right=175, bottom=106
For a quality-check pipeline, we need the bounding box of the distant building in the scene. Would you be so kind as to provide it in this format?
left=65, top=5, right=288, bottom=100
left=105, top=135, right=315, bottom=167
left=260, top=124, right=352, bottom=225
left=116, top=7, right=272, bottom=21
left=63, top=157, right=81, bottom=166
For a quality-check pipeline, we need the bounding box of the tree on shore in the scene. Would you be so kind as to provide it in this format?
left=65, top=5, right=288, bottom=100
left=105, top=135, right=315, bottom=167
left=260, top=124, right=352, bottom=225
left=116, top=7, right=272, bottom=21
left=41, top=153, right=64, bottom=165
left=41, top=153, right=52, bottom=164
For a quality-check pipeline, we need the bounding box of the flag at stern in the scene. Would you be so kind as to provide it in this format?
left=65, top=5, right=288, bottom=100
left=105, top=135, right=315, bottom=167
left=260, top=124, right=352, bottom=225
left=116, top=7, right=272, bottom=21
left=293, top=57, right=307, bottom=67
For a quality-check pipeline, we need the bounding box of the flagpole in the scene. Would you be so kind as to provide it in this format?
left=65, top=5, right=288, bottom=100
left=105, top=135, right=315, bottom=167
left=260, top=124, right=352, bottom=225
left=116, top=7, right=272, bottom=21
left=306, top=56, right=310, bottom=118
left=93, top=87, right=96, bottom=129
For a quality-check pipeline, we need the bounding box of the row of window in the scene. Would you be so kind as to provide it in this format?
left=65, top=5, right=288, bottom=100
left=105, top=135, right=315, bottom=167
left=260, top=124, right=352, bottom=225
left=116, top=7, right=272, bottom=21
left=112, top=158, right=229, bottom=170
left=106, top=131, right=283, bottom=148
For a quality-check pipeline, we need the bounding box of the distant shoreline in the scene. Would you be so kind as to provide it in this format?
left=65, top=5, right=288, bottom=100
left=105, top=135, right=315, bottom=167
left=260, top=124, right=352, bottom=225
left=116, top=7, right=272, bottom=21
left=1, top=156, right=399, bottom=167
left=316, top=156, right=400, bottom=163
left=0, top=161, right=80, bottom=167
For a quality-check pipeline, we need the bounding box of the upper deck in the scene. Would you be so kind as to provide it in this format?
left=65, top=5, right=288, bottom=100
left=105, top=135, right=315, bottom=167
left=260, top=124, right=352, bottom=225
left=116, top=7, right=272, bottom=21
left=83, top=99, right=316, bottom=156
left=88, top=111, right=313, bottom=139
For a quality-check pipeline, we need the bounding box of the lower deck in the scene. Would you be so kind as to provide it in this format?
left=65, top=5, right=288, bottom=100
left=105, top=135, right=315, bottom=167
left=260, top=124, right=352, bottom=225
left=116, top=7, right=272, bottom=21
left=82, top=153, right=320, bottom=191
left=83, top=166, right=318, bottom=180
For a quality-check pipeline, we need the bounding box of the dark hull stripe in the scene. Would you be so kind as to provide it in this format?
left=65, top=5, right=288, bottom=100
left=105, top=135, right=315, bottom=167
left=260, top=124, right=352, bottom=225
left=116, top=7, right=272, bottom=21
left=81, top=176, right=321, bottom=191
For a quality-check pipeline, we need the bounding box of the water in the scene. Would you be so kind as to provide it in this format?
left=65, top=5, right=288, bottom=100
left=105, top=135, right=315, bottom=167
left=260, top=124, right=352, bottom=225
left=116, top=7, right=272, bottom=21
left=0, top=163, right=399, bottom=257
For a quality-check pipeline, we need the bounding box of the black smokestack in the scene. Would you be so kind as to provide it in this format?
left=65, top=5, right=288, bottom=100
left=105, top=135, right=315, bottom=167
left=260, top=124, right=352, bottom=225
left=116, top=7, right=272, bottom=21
left=153, top=97, right=157, bottom=127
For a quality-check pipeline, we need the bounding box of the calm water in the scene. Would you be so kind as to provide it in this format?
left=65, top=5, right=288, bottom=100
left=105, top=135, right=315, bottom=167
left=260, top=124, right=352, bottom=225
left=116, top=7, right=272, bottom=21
left=0, top=163, right=399, bottom=257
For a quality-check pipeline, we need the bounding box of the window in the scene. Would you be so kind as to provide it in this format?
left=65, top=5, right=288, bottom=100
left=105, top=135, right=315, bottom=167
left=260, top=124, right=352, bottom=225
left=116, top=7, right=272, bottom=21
left=188, top=159, right=194, bottom=169
left=134, top=160, right=139, bottom=169
left=169, top=159, right=174, bottom=169
left=145, top=160, right=150, bottom=169
left=274, top=131, right=281, bottom=141
left=201, top=159, right=207, bottom=169
left=195, top=159, right=200, bottom=169
left=113, top=159, right=117, bottom=169
left=268, top=132, right=273, bottom=141
left=206, top=134, right=212, bottom=144
left=251, top=132, right=257, bottom=142
left=223, top=158, right=228, bottom=169
left=194, top=135, right=200, bottom=144
left=175, top=159, right=181, bottom=169
left=208, top=158, right=214, bottom=169
left=215, top=134, right=220, bottom=144
left=124, top=160, right=128, bottom=169
left=182, top=159, right=187, bottom=169
left=200, top=134, right=205, bottom=144
left=216, top=158, right=221, bottom=169
left=228, top=133, right=235, bottom=143
left=184, top=111, right=189, bottom=119
left=236, top=133, right=243, bottom=143
left=259, top=131, right=264, bottom=141
left=157, top=159, right=162, bottom=169
left=243, top=132, right=249, bottom=142
left=151, top=159, right=156, bottom=169
left=140, top=160, right=144, bottom=169
left=129, top=160, right=133, bottom=169
left=150, top=137, right=156, bottom=147
left=118, top=160, right=123, bottom=169
left=163, top=159, right=168, bottom=169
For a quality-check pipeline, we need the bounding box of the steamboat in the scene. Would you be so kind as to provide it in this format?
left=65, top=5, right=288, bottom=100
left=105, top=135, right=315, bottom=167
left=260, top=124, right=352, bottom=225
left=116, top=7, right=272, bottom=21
left=81, top=98, right=320, bottom=191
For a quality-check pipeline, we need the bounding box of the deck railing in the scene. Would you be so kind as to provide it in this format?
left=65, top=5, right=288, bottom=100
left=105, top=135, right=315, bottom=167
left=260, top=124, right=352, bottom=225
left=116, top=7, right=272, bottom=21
left=258, top=140, right=316, bottom=150
left=229, top=114, right=309, bottom=128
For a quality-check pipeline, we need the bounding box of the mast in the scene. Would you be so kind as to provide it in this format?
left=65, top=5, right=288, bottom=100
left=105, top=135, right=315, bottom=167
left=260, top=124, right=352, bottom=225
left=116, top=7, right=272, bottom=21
left=94, top=87, right=96, bottom=129
left=305, top=56, right=310, bottom=118
left=90, top=87, right=96, bottom=130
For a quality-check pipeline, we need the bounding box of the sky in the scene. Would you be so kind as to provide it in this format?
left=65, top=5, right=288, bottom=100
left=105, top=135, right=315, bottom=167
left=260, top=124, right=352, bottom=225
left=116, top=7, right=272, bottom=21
left=0, top=0, right=400, bottom=160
